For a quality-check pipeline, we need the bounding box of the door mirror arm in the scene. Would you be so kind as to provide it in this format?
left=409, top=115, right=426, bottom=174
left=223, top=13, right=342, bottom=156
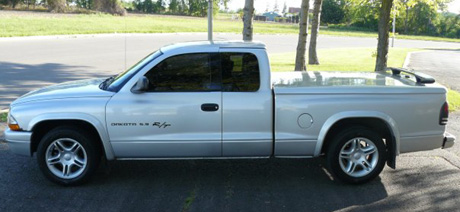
left=131, top=76, right=149, bottom=94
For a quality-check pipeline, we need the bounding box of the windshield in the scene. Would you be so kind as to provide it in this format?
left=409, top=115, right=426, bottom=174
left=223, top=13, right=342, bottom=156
left=105, top=50, right=163, bottom=92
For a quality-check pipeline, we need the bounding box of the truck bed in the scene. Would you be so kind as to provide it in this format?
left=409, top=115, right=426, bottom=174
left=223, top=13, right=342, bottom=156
left=271, top=71, right=447, bottom=157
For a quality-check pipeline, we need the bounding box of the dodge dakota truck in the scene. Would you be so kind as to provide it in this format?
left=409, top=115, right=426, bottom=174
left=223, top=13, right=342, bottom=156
left=4, top=41, right=456, bottom=185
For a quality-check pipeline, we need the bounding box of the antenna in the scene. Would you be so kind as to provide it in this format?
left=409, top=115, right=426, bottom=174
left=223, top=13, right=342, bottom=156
left=208, top=0, right=213, bottom=41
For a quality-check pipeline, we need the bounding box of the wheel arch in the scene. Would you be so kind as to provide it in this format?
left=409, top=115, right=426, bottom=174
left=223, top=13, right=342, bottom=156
left=315, top=111, right=400, bottom=168
left=28, top=113, right=115, bottom=160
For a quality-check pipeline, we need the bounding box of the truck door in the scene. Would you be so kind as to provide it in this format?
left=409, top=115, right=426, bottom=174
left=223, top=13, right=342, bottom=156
left=219, top=50, right=273, bottom=157
left=106, top=53, right=222, bottom=158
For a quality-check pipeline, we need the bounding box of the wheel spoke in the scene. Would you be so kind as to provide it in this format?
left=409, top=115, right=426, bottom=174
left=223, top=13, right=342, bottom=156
left=361, top=160, right=372, bottom=171
left=346, top=162, right=357, bottom=174
left=55, top=141, right=66, bottom=152
left=74, top=157, right=85, bottom=168
left=340, top=151, right=352, bottom=159
left=69, top=143, right=80, bottom=153
left=351, top=139, right=360, bottom=151
left=47, top=155, right=61, bottom=165
left=62, top=164, right=70, bottom=177
left=362, top=145, right=376, bottom=156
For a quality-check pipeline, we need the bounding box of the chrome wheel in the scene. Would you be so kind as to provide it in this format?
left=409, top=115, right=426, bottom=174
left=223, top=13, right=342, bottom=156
left=338, top=137, right=379, bottom=178
left=45, top=138, right=87, bottom=179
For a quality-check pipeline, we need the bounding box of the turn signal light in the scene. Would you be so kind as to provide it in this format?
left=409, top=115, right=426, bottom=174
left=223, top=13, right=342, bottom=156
left=8, top=124, right=21, bottom=131
left=7, top=112, right=22, bottom=131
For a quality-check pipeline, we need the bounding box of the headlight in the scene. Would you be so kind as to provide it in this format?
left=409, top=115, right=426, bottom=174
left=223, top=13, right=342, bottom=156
left=7, top=112, right=22, bottom=131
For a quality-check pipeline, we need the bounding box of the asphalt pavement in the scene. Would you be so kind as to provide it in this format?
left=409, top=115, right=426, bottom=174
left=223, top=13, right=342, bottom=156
left=0, top=147, right=459, bottom=212
left=407, top=50, right=460, bottom=92
left=1, top=34, right=460, bottom=211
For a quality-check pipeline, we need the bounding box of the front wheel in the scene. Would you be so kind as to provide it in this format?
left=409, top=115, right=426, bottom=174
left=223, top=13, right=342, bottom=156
left=37, top=127, right=100, bottom=186
left=326, top=127, right=387, bottom=184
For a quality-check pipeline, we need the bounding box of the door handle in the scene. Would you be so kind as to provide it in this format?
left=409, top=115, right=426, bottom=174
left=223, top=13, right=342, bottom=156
left=201, top=103, right=219, bottom=112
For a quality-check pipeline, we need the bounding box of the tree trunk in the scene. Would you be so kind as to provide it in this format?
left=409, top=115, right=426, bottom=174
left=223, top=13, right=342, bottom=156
left=375, top=0, right=393, bottom=72
left=242, top=0, right=254, bottom=41
left=295, top=0, right=310, bottom=71
left=308, top=0, right=323, bottom=65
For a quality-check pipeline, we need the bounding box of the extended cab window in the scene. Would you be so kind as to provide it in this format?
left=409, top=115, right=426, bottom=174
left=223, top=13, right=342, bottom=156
left=220, top=53, right=260, bottom=92
left=144, top=53, right=220, bottom=92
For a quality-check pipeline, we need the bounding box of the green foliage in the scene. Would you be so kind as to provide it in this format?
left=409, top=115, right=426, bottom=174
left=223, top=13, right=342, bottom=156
left=347, top=0, right=380, bottom=30
left=169, top=0, right=178, bottom=13
left=0, top=113, right=6, bottom=123
left=319, top=0, right=460, bottom=39
left=394, top=0, right=460, bottom=38
left=132, top=0, right=228, bottom=17
left=321, top=0, right=345, bottom=24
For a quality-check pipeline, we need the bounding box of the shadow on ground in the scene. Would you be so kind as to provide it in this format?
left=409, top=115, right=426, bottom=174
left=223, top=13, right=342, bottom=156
left=0, top=61, right=108, bottom=108
left=1, top=147, right=459, bottom=212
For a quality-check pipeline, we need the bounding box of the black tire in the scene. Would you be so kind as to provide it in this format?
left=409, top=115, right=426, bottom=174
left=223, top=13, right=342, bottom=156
left=36, top=126, right=101, bottom=186
left=326, top=127, right=387, bottom=184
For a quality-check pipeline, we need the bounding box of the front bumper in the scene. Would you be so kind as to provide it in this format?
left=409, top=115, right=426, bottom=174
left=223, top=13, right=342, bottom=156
left=4, top=128, right=32, bottom=156
left=442, top=132, right=456, bottom=149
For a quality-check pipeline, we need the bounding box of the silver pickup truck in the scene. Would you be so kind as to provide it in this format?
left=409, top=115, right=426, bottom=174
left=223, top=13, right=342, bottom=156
left=4, top=41, right=456, bottom=185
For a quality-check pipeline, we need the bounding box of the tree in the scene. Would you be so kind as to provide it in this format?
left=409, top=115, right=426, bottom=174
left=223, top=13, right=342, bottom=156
left=47, top=0, right=66, bottom=12
left=243, top=0, right=254, bottom=41
left=155, top=0, right=165, bottom=13
left=169, top=0, right=179, bottom=13
left=282, top=1, right=287, bottom=14
left=309, top=0, right=323, bottom=65
left=274, top=0, right=279, bottom=13
left=295, top=0, right=310, bottom=71
left=321, top=0, right=345, bottom=24
left=178, top=0, right=187, bottom=14
left=375, top=0, right=393, bottom=72
left=92, top=0, right=126, bottom=15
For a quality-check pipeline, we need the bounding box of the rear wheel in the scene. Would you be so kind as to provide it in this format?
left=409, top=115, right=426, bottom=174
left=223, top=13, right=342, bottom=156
left=326, top=127, right=387, bottom=184
left=37, top=127, right=100, bottom=186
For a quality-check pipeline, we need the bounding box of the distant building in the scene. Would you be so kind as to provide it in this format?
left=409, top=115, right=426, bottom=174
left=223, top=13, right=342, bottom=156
left=288, top=7, right=301, bottom=14
left=254, top=15, right=267, bottom=22
left=262, top=12, right=282, bottom=21
left=288, top=7, right=313, bottom=14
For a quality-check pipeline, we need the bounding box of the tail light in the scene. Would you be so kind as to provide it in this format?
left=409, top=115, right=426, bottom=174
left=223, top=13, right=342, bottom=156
left=439, top=102, right=449, bottom=125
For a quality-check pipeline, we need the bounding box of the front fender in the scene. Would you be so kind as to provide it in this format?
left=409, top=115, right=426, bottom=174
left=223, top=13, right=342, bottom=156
left=28, top=113, right=115, bottom=160
left=314, top=111, right=400, bottom=157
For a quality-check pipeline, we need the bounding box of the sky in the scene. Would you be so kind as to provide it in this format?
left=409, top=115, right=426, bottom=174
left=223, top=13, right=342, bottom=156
left=226, top=0, right=460, bottom=14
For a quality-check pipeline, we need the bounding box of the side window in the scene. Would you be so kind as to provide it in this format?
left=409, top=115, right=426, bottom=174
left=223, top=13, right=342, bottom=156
left=144, top=53, right=220, bottom=92
left=220, top=53, right=260, bottom=92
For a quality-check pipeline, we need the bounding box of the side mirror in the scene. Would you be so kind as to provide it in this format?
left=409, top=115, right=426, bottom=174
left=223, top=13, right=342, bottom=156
left=131, top=76, right=149, bottom=94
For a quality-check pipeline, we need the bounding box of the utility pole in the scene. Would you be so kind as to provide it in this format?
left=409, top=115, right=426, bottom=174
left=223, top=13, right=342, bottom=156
left=208, top=0, right=213, bottom=41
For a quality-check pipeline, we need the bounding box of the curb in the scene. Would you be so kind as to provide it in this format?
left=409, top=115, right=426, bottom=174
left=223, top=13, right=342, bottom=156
left=402, top=50, right=434, bottom=69
left=403, top=52, right=412, bottom=68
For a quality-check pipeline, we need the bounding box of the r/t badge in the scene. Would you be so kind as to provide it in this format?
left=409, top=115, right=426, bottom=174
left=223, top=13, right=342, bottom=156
left=152, top=122, right=171, bottom=128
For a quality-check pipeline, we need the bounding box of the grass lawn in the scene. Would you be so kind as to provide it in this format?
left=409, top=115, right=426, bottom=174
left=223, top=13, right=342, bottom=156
left=448, top=89, right=460, bottom=112
left=0, top=113, right=6, bottom=122
left=269, top=47, right=460, bottom=111
left=0, top=12, right=459, bottom=43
